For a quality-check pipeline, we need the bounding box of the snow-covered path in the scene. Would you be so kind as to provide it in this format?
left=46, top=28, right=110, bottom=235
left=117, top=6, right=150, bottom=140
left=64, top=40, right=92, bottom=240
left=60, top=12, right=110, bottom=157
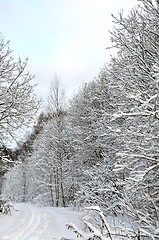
left=0, top=204, right=82, bottom=240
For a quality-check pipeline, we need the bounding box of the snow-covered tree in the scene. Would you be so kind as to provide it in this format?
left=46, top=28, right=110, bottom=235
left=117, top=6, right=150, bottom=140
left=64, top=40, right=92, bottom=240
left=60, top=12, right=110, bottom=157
left=22, top=113, right=75, bottom=206
left=0, top=34, right=40, bottom=197
left=69, top=73, right=122, bottom=213
left=47, top=77, right=66, bottom=207
left=2, top=162, right=26, bottom=202
left=105, top=0, right=159, bottom=236
left=0, top=34, right=39, bottom=145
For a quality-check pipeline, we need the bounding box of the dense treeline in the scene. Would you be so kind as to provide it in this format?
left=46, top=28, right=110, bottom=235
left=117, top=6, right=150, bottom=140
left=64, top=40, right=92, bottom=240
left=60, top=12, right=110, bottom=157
left=1, top=0, right=159, bottom=238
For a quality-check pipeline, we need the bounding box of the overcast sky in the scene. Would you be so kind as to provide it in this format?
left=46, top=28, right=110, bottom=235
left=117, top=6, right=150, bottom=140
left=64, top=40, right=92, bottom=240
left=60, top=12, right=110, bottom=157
left=0, top=0, right=138, bottom=103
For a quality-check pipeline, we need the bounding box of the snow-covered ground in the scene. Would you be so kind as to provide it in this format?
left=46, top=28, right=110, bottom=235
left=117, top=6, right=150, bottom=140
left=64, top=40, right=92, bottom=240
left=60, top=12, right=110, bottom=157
left=0, top=203, right=82, bottom=240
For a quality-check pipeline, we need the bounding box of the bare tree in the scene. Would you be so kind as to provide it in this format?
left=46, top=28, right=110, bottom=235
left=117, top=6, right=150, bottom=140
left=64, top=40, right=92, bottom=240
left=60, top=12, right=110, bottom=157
left=0, top=34, right=40, bottom=145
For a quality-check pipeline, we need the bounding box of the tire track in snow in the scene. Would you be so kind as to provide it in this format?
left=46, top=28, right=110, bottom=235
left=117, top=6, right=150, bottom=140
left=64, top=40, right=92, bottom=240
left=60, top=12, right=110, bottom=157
left=0, top=205, right=40, bottom=240
left=0, top=204, right=83, bottom=240
left=15, top=207, right=41, bottom=240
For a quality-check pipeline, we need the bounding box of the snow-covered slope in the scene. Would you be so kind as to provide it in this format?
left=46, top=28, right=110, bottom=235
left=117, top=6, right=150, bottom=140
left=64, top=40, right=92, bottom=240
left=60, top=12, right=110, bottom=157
left=0, top=203, right=82, bottom=240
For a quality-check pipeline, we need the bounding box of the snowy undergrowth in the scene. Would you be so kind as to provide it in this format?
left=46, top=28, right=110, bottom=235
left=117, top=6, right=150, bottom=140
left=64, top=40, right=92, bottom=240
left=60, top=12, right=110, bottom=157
left=66, top=206, right=152, bottom=240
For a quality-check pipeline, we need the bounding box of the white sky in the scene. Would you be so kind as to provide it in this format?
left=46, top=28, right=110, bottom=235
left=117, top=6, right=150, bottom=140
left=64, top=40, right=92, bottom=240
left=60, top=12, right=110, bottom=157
left=0, top=0, right=138, bottom=103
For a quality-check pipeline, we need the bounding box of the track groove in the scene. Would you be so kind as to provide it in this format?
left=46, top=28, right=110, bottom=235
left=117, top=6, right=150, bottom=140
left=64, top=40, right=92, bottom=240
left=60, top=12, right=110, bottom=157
left=0, top=203, right=82, bottom=240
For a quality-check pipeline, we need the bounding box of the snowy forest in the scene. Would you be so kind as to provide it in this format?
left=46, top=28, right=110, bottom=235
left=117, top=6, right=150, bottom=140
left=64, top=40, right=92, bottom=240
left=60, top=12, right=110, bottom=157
left=0, top=0, right=159, bottom=239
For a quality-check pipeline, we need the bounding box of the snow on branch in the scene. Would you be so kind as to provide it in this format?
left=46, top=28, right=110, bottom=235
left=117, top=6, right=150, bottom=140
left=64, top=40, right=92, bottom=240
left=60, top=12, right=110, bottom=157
left=66, top=206, right=113, bottom=240
left=65, top=206, right=152, bottom=240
